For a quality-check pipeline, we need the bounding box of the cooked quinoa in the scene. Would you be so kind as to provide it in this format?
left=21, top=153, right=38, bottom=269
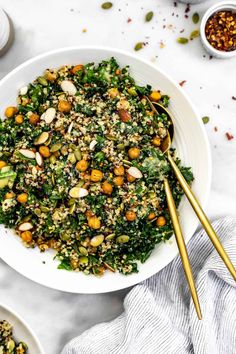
left=0, top=58, right=193, bottom=275
left=0, top=320, right=28, bottom=354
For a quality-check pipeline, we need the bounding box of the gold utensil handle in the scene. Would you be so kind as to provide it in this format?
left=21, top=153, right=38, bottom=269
left=164, top=178, right=202, bottom=320
left=167, top=151, right=236, bottom=281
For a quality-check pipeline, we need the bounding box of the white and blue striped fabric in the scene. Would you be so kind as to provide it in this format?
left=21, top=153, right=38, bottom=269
left=62, top=218, right=236, bottom=354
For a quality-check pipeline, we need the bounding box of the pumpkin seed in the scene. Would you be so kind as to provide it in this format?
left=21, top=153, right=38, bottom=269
left=34, top=132, right=49, bottom=145
left=145, top=11, right=154, bottom=22
left=49, top=155, right=56, bottom=164
left=79, top=246, right=88, bottom=256
left=44, top=136, right=52, bottom=146
left=18, top=222, right=33, bottom=231
left=68, top=153, right=76, bottom=164
left=40, top=205, right=50, bottom=213
left=51, top=173, right=55, bottom=185
left=69, top=143, right=77, bottom=150
left=38, top=76, right=48, bottom=86
left=127, top=87, right=137, bottom=96
left=90, top=235, right=104, bottom=247
left=117, top=143, right=125, bottom=150
left=79, top=256, right=88, bottom=264
left=69, top=203, right=76, bottom=214
left=202, top=116, right=210, bottom=124
left=106, top=134, right=117, bottom=141
left=190, top=30, right=200, bottom=40
left=34, top=208, right=42, bottom=217
left=105, top=233, right=115, bottom=241
left=68, top=198, right=75, bottom=206
left=74, top=149, right=82, bottom=160
left=177, top=37, right=189, bottom=44
left=101, top=2, right=113, bottom=9
left=60, top=233, right=70, bottom=241
left=76, top=180, right=85, bottom=188
left=134, top=42, right=143, bottom=51
left=50, top=143, right=62, bottom=152
left=192, top=12, right=200, bottom=24
left=116, top=235, right=130, bottom=244
left=8, top=340, right=15, bottom=351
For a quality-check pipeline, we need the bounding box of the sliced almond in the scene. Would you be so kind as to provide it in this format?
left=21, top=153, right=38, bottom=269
left=18, top=222, right=33, bottom=231
left=67, top=122, right=74, bottom=135
left=69, top=187, right=88, bottom=198
left=34, top=132, right=49, bottom=145
left=89, top=140, right=97, bottom=151
left=35, top=152, right=43, bottom=166
left=20, top=86, right=28, bottom=95
left=61, top=80, right=77, bottom=95
left=19, top=149, right=36, bottom=159
left=44, top=107, right=56, bottom=124
left=127, top=166, right=143, bottom=179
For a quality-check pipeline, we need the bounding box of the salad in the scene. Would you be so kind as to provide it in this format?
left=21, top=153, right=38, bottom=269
left=0, top=58, right=193, bottom=275
left=0, top=320, right=28, bottom=354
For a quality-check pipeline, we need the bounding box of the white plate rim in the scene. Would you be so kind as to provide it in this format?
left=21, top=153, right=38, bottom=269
left=0, top=45, right=212, bottom=293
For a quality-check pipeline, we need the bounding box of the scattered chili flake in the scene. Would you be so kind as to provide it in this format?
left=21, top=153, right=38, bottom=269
left=134, top=42, right=144, bottom=51
left=185, top=4, right=191, bottom=14
left=174, top=1, right=177, bottom=7
left=192, top=12, right=200, bottom=24
left=177, top=37, right=189, bottom=44
left=127, top=17, right=132, bottom=23
left=179, top=80, right=186, bottom=87
left=145, top=11, right=154, bottom=22
left=180, top=29, right=185, bottom=33
left=209, top=55, right=213, bottom=60
left=205, top=11, right=236, bottom=52
left=202, top=116, right=210, bottom=124
left=226, top=132, right=234, bottom=140
left=214, top=126, right=218, bottom=132
left=159, top=41, right=165, bottom=49
left=232, top=96, right=236, bottom=100
left=101, top=2, right=113, bottom=10
left=82, top=28, right=87, bottom=33
left=185, top=15, right=189, bottom=19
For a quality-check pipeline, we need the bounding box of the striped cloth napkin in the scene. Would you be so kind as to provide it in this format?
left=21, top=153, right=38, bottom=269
left=62, top=218, right=236, bottom=354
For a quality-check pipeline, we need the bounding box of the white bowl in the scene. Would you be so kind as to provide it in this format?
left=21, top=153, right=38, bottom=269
left=0, top=8, right=10, bottom=54
left=0, top=46, right=211, bottom=293
left=0, top=303, right=45, bottom=354
left=200, top=1, right=236, bottom=59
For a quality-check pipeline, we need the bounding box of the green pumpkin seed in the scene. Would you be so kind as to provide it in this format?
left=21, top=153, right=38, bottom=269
left=79, top=246, right=88, bottom=256
left=68, top=153, right=76, bottom=164
left=116, top=235, right=130, bottom=244
left=40, top=205, right=50, bottom=213
left=61, top=145, right=68, bottom=155
left=105, top=233, right=115, bottom=241
left=21, top=215, right=31, bottom=222
left=34, top=208, right=42, bottom=217
left=68, top=198, right=76, bottom=206
left=192, top=12, right=200, bottom=24
left=60, top=233, right=70, bottom=241
left=202, top=116, right=210, bottom=124
left=106, top=134, right=117, bottom=141
left=101, top=2, right=113, bottom=10
left=44, top=136, right=52, bottom=146
left=50, top=143, right=62, bottom=152
left=38, top=76, right=48, bottom=86
left=145, top=11, right=154, bottom=22
left=190, top=30, right=200, bottom=40
left=117, top=143, right=125, bottom=150
left=134, top=42, right=143, bottom=51
left=69, top=143, right=77, bottom=150
left=76, top=179, right=85, bottom=188
left=74, top=149, right=82, bottom=160
left=69, top=203, right=76, bottom=214
left=51, top=173, right=55, bottom=185
left=127, top=87, right=138, bottom=96
left=49, top=155, right=56, bottom=164
left=8, top=339, right=15, bottom=351
left=90, top=235, right=104, bottom=247
left=79, top=256, right=88, bottom=264
left=177, top=37, right=189, bottom=44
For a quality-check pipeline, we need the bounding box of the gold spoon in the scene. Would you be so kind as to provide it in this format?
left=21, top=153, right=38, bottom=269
left=149, top=98, right=236, bottom=284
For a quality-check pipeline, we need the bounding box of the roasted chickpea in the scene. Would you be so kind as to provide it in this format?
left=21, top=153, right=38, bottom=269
left=126, top=173, right=136, bottom=182
left=0, top=161, right=7, bottom=169
left=102, top=181, right=113, bottom=195
left=58, top=100, right=72, bottom=113
left=149, top=91, right=161, bottom=102
left=147, top=212, right=156, bottom=220
left=17, top=193, right=28, bottom=204
left=128, top=147, right=140, bottom=160
left=152, top=136, right=161, bottom=147
left=21, top=231, right=32, bottom=243
left=108, top=88, right=119, bottom=98
left=76, top=160, right=89, bottom=172
left=125, top=210, right=137, bottom=222
left=156, top=216, right=166, bottom=227
left=114, top=165, right=125, bottom=176
left=44, top=70, right=57, bottom=82
left=39, top=146, right=51, bottom=158
left=88, top=216, right=101, bottom=229
left=113, top=176, right=124, bottom=186
left=91, top=169, right=103, bottom=182
left=5, top=192, right=15, bottom=199
left=86, top=210, right=94, bottom=218
left=117, top=109, right=131, bottom=123
left=71, top=64, right=84, bottom=75
left=5, top=106, right=18, bottom=118
left=15, top=114, right=24, bottom=125
left=29, top=113, right=40, bottom=125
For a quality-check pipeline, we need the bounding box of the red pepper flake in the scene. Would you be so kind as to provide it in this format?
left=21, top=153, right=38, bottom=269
left=180, top=29, right=185, bottom=33
left=232, top=96, right=236, bottom=100
left=174, top=1, right=177, bottom=7
left=226, top=132, right=234, bottom=140
left=185, top=15, right=188, bottom=19
left=185, top=4, right=191, bottom=13
left=127, top=17, right=132, bottom=23
left=214, top=126, right=218, bottom=132
left=179, top=80, right=186, bottom=87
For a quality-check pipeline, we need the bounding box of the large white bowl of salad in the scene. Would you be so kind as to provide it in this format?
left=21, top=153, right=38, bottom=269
left=0, top=46, right=211, bottom=293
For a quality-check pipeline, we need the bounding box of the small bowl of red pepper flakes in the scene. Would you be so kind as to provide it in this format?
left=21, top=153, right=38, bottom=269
left=200, top=1, right=236, bottom=58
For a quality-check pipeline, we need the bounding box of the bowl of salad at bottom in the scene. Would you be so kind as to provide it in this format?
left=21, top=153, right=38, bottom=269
left=0, top=303, right=45, bottom=354
left=0, top=46, right=211, bottom=293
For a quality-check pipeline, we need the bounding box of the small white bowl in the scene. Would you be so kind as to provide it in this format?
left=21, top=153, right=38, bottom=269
left=0, top=8, right=10, bottom=54
left=200, top=1, right=236, bottom=59
left=0, top=303, right=45, bottom=354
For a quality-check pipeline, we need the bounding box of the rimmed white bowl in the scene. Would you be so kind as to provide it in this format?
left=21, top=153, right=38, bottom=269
left=0, top=303, right=45, bottom=354
left=0, top=46, right=211, bottom=293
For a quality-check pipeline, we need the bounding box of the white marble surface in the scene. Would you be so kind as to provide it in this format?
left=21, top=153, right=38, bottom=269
left=0, top=0, right=235, bottom=353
